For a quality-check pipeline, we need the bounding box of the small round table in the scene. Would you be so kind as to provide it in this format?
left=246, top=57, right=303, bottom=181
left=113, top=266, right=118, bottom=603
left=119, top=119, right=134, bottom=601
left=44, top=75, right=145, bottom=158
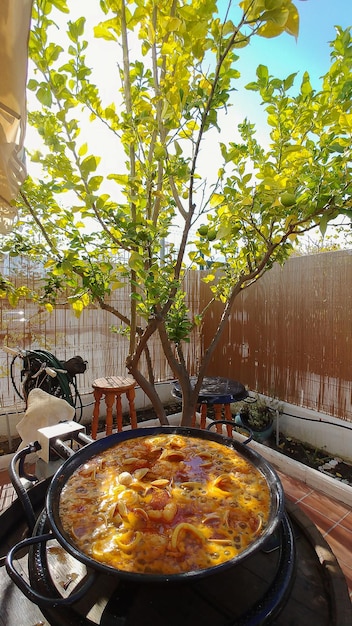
left=91, top=375, right=137, bottom=439
left=171, top=376, right=248, bottom=435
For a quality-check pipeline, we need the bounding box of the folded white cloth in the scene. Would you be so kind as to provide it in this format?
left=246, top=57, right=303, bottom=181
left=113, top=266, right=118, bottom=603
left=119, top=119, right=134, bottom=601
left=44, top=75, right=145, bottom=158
left=16, top=388, right=75, bottom=450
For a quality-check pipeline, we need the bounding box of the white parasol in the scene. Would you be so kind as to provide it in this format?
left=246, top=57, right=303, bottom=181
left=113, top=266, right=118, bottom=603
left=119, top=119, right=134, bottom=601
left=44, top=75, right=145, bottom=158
left=0, top=0, right=33, bottom=234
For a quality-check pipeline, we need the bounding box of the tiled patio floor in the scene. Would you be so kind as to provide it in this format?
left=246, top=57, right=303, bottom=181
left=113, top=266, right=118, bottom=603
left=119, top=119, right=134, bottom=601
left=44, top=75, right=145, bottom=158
left=277, top=470, right=352, bottom=602
left=1, top=465, right=352, bottom=605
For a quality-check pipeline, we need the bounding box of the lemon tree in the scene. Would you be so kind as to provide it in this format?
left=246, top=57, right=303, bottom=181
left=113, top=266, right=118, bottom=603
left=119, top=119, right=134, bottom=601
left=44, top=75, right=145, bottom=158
left=1, top=1, right=351, bottom=425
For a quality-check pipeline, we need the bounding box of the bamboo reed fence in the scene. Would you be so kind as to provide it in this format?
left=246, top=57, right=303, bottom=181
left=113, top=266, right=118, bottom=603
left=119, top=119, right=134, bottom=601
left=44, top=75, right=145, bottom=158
left=0, top=250, right=351, bottom=423
left=203, top=250, right=352, bottom=423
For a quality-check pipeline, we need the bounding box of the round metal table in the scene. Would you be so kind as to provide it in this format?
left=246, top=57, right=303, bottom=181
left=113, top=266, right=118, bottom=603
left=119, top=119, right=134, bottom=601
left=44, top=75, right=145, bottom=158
left=171, top=376, right=248, bottom=433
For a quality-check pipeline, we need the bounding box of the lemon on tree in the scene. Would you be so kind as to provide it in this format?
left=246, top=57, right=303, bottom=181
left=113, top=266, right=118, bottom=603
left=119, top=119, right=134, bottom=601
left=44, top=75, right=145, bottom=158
left=198, top=224, right=209, bottom=237
left=207, top=229, right=217, bottom=242
left=279, top=192, right=296, bottom=208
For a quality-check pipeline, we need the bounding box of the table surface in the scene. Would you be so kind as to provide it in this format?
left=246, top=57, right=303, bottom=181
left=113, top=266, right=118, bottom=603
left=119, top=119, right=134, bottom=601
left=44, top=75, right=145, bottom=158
left=92, top=375, right=136, bottom=390
left=171, top=376, right=248, bottom=403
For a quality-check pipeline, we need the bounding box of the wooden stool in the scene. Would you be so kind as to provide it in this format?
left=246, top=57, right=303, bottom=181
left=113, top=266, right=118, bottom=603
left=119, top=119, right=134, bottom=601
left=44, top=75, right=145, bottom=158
left=192, top=402, right=233, bottom=436
left=91, top=376, right=137, bottom=439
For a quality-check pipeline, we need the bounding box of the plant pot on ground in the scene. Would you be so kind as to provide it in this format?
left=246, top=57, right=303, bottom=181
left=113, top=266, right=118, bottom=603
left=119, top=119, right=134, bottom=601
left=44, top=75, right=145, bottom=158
left=235, top=397, right=274, bottom=442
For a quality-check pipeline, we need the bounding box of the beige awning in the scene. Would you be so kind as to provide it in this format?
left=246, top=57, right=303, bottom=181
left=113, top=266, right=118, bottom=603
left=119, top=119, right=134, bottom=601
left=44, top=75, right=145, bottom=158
left=0, top=0, right=33, bottom=234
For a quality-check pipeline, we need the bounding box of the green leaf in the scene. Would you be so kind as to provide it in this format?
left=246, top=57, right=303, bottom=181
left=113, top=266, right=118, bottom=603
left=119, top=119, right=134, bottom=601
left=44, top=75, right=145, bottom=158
left=284, top=4, right=299, bottom=39
left=36, top=85, right=52, bottom=107
left=27, top=78, right=39, bottom=91
left=88, top=176, right=104, bottom=191
left=210, top=193, right=225, bottom=208
left=68, top=17, right=86, bottom=43
left=128, top=252, right=144, bottom=271
left=264, top=0, right=284, bottom=9
left=78, top=143, right=88, bottom=157
left=328, top=143, right=345, bottom=154
left=154, top=143, right=166, bottom=160
left=267, top=114, right=277, bottom=127
left=319, top=213, right=329, bottom=237
left=202, top=274, right=216, bottom=284
left=107, top=174, right=129, bottom=185
left=283, top=72, right=297, bottom=90
left=261, top=8, right=289, bottom=28
left=245, top=81, right=260, bottom=92
left=301, top=71, right=313, bottom=96
left=242, top=173, right=252, bottom=184
left=72, top=299, right=84, bottom=316
left=94, top=23, right=117, bottom=41
left=130, top=291, right=143, bottom=301
left=258, top=22, right=284, bottom=39
left=50, top=0, right=69, bottom=12
left=256, top=65, right=269, bottom=81
left=193, top=314, right=203, bottom=326
left=45, top=42, right=63, bottom=64
left=80, top=155, right=100, bottom=177
left=165, top=17, right=182, bottom=32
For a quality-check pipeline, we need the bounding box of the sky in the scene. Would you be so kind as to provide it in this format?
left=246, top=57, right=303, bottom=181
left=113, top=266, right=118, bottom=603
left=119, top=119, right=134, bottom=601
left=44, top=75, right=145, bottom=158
left=238, top=0, right=351, bottom=87
left=82, top=0, right=352, bottom=167
left=25, top=0, right=352, bottom=243
left=212, top=0, right=352, bottom=141
left=26, top=0, right=352, bottom=166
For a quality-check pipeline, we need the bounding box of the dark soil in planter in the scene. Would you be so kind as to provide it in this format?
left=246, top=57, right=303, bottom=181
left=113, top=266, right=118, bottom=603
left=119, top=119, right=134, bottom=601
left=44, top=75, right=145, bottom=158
left=267, top=432, right=352, bottom=486
left=0, top=434, right=21, bottom=456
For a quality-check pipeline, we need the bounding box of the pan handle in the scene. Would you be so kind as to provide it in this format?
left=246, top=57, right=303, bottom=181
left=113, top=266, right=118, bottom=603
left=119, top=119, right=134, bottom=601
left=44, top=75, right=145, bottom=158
left=206, top=419, right=253, bottom=444
left=6, top=533, right=97, bottom=606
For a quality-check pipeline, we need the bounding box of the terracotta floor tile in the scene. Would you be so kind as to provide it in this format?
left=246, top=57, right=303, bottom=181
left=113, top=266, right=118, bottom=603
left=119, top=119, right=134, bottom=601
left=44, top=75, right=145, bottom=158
left=278, top=472, right=313, bottom=502
left=324, top=524, right=352, bottom=568
left=298, top=490, right=351, bottom=523
left=340, top=511, right=352, bottom=533
left=0, top=483, right=16, bottom=511
left=0, top=470, right=11, bottom=487
left=297, top=501, right=336, bottom=535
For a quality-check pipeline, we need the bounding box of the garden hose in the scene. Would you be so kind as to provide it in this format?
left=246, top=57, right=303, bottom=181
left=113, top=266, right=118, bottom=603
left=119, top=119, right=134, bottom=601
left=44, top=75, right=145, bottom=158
left=27, top=349, right=74, bottom=406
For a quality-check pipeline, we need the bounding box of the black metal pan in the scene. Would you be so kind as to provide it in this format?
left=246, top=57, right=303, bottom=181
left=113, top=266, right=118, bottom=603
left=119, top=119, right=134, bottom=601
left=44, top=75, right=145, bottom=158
left=7, top=424, right=285, bottom=605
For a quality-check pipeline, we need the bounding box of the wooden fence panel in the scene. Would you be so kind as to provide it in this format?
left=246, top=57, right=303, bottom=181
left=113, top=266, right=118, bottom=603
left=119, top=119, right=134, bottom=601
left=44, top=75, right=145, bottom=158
left=202, top=250, right=352, bottom=422
left=0, top=258, right=202, bottom=407
left=1, top=251, right=351, bottom=423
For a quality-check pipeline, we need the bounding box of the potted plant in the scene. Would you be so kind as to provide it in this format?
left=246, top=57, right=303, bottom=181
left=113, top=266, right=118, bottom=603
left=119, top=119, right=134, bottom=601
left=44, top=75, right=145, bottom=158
left=234, top=397, right=274, bottom=443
